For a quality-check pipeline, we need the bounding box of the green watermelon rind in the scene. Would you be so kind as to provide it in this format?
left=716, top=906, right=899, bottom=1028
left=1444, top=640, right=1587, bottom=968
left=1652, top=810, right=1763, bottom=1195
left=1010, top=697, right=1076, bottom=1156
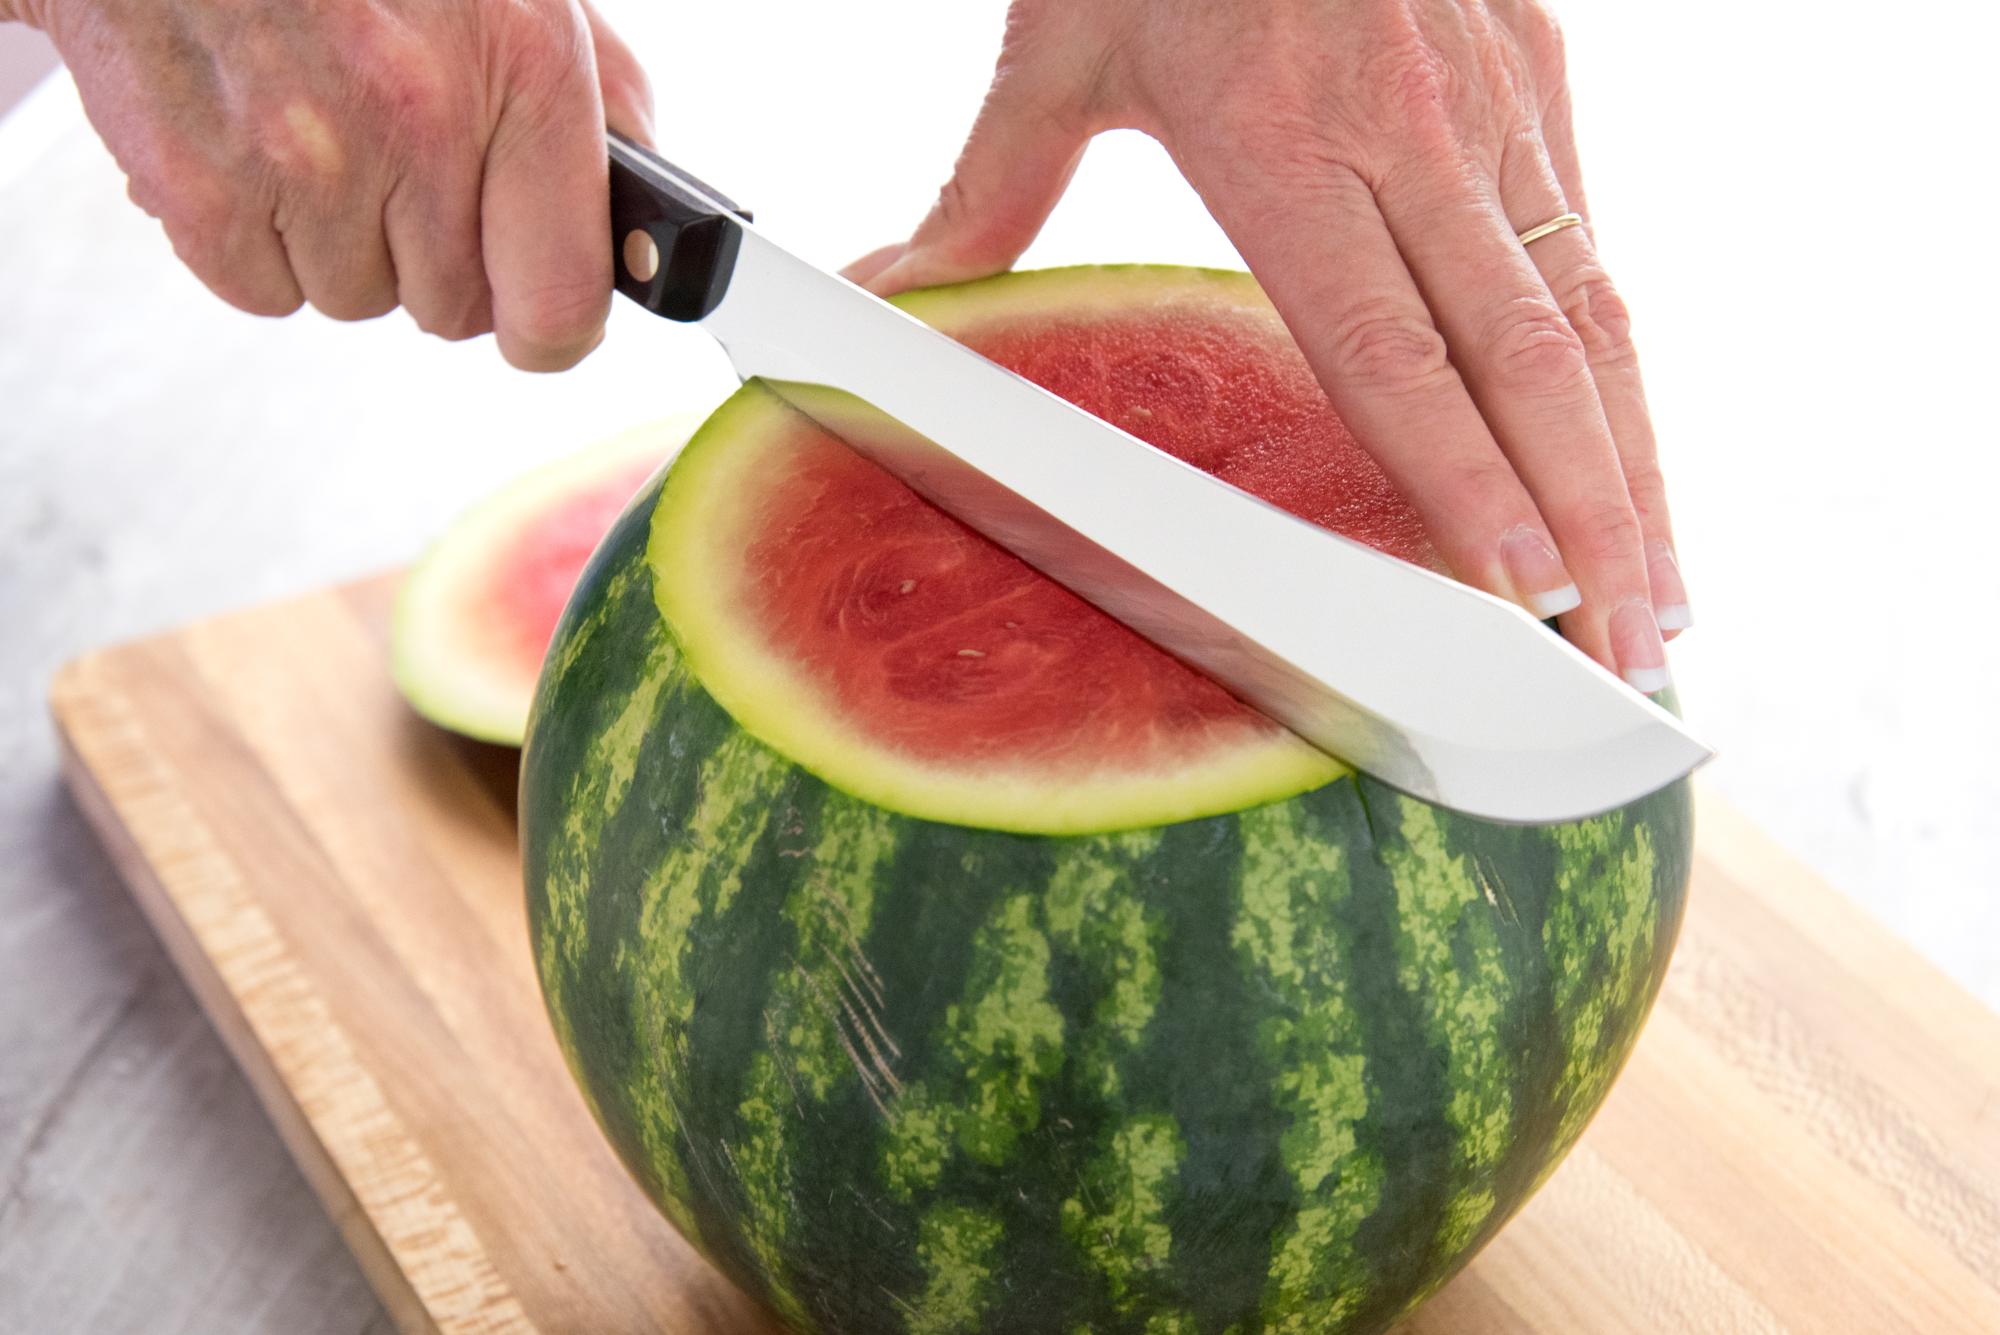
left=523, top=476, right=1692, bottom=1334
left=520, top=266, right=1695, bottom=1335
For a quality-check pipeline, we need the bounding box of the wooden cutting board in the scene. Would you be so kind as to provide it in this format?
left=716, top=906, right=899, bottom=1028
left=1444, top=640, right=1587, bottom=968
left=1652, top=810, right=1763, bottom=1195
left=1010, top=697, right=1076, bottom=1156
left=49, top=575, right=2000, bottom=1335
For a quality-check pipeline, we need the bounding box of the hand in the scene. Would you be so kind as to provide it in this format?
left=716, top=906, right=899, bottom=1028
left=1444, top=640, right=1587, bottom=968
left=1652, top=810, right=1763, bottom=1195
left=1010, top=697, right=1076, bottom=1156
left=847, top=0, right=1690, bottom=687
left=6, top=0, right=652, bottom=370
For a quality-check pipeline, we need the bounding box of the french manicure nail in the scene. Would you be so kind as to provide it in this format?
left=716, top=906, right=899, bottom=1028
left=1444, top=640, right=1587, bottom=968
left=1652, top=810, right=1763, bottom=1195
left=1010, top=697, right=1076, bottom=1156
left=1611, top=596, right=1670, bottom=694
left=1500, top=525, right=1581, bottom=618
left=1647, top=540, right=1693, bottom=632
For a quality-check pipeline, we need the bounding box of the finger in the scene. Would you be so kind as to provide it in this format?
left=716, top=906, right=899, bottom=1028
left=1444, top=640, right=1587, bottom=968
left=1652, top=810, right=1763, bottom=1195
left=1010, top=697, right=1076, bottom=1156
left=841, top=241, right=911, bottom=287
left=1503, top=120, right=1691, bottom=637
left=863, top=46, right=1092, bottom=295
left=1495, top=0, right=1591, bottom=216
left=582, top=0, right=654, bottom=145
left=482, top=15, right=613, bottom=372
left=1171, top=141, right=1579, bottom=618
left=1372, top=158, right=1663, bottom=687
left=274, top=192, right=400, bottom=323
left=263, top=106, right=399, bottom=322
left=1536, top=84, right=1590, bottom=222
left=92, top=66, right=304, bottom=318
left=133, top=169, right=304, bottom=318
left=385, top=162, right=493, bottom=342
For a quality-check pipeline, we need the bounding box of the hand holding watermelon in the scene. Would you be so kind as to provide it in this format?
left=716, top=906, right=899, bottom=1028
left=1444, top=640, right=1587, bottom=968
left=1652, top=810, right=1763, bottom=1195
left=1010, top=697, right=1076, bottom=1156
left=850, top=0, right=1692, bottom=692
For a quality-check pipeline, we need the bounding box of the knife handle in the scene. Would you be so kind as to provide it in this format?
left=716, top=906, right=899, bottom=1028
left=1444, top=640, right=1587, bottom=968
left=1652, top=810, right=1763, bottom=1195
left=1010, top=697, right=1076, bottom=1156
left=607, top=131, right=751, bottom=322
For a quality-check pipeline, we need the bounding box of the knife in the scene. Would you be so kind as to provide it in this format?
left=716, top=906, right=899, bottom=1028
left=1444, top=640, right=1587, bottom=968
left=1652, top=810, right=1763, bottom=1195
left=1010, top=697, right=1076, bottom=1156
left=603, top=133, right=1713, bottom=824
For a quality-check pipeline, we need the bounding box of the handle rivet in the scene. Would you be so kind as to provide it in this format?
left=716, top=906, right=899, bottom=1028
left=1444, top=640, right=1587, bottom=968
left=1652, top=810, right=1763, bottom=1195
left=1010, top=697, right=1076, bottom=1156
left=622, top=229, right=660, bottom=283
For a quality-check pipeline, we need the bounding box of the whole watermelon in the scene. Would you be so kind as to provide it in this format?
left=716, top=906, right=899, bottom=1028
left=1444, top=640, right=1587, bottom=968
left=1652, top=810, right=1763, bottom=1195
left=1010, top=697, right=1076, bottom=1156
left=522, top=266, right=1691, bottom=1335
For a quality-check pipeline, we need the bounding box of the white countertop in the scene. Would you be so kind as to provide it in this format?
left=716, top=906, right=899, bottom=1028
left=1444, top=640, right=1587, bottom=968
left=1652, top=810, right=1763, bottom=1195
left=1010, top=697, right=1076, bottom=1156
left=2, top=1, right=1995, bottom=1327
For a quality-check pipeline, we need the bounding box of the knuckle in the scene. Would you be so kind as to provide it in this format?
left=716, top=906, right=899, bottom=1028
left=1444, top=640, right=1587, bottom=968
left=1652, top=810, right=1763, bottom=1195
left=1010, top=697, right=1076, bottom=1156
left=1504, top=0, right=1567, bottom=72
left=1439, top=453, right=1522, bottom=507
left=315, top=286, right=399, bottom=323
left=376, top=66, right=462, bottom=148
left=344, top=6, right=468, bottom=145
left=124, top=172, right=165, bottom=221
left=1556, top=272, right=1637, bottom=365
left=212, top=265, right=305, bottom=318
left=501, top=1, right=593, bottom=101
left=1562, top=501, right=1646, bottom=566
left=929, top=172, right=978, bottom=234
left=160, top=214, right=281, bottom=315
left=1325, top=300, right=1453, bottom=390
left=413, top=289, right=493, bottom=342
left=1480, top=298, right=1591, bottom=395
left=600, top=65, right=655, bottom=125
left=146, top=172, right=230, bottom=256
left=126, top=156, right=306, bottom=317
left=176, top=234, right=303, bottom=318
left=162, top=214, right=227, bottom=282
left=1619, top=456, right=1670, bottom=517
left=1214, top=88, right=1336, bottom=175
left=1532, top=6, right=1569, bottom=76
left=253, top=289, right=308, bottom=319
left=1358, top=31, right=1460, bottom=143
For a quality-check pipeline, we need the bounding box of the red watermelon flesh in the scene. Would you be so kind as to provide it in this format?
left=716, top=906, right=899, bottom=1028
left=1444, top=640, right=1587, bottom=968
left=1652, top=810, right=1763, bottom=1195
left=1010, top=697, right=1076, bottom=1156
left=723, top=300, right=1439, bottom=778
left=393, top=420, right=695, bottom=746
left=479, top=460, right=664, bottom=674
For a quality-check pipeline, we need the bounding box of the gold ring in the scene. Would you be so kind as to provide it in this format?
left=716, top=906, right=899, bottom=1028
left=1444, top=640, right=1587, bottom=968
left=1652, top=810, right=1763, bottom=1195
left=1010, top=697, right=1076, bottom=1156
left=1516, top=212, right=1584, bottom=247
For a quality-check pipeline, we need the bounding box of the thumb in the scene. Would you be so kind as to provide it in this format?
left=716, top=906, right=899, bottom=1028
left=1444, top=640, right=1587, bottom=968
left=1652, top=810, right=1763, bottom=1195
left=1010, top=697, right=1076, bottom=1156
left=859, top=53, right=1092, bottom=296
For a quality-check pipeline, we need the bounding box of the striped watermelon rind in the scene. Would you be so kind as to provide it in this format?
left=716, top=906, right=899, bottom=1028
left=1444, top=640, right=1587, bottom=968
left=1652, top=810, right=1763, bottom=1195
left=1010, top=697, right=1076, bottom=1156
left=522, top=267, right=1692, bottom=1335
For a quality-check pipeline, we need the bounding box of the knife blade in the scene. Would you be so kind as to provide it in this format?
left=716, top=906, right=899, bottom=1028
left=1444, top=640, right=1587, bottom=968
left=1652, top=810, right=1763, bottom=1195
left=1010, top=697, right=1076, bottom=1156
left=604, top=133, right=1713, bottom=823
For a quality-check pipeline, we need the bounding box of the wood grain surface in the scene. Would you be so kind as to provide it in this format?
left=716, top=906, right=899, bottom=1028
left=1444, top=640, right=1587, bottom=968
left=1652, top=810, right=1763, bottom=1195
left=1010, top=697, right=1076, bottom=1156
left=48, top=576, right=2000, bottom=1334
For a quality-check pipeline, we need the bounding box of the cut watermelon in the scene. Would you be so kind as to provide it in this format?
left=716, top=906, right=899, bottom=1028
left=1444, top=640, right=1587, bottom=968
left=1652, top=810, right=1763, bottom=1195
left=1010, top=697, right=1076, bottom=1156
left=392, top=416, right=696, bottom=745
left=654, top=267, right=1439, bottom=833
left=522, top=267, right=1692, bottom=1335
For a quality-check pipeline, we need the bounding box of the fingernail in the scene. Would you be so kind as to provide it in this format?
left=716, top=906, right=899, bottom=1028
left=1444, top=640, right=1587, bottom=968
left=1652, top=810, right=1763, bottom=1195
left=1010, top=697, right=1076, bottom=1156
left=1647, top=540, right=1693, bottom=633
left=1611, top=596, right=1671, bottom=694
left=1500, top=525, right=1582, bottom=617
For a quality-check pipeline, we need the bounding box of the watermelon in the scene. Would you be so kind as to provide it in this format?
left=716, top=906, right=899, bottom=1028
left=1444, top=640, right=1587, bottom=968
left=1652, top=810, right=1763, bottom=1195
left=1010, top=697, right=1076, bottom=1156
left=391, top=415, right=696, bottom=745
left=522, top=266, right=1691, bottom=1334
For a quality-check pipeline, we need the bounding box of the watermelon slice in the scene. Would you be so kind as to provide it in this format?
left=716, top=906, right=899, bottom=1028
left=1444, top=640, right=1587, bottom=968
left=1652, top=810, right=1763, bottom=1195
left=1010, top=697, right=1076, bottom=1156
left=392, top=415, right=698, bottom=745
left=652, top=266, right=1442, bottom=832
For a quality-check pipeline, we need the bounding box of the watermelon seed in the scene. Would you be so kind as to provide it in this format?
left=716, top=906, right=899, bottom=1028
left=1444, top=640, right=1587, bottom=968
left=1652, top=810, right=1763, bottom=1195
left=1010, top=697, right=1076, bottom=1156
left=957, top=648, right=986, bottom=658
left=898, top=579, right=916, bottom=593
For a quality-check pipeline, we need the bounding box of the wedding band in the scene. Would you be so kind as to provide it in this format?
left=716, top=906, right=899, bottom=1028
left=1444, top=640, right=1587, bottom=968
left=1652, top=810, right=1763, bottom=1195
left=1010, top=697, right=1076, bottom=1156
left=1516, top=212, right=1584, bottom=247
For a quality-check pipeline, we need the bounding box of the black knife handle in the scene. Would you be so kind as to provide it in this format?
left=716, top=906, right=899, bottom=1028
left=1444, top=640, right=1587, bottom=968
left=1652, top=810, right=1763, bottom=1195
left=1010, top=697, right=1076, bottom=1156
left=607, top=132, right=751, bottom=322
